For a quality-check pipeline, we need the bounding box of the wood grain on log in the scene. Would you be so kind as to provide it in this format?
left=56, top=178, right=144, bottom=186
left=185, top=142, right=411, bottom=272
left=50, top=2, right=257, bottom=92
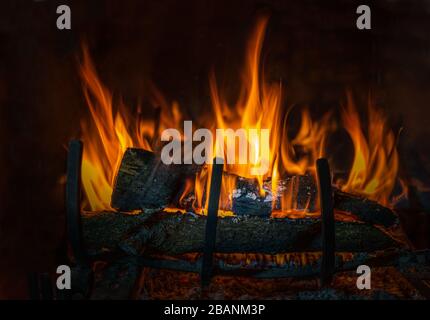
left=232, top=174, right=317, bottom=217
left=231, top=176, right=397, bottom=227
left=333, top=190, right=398, bottom=227
left=111, top=148, right=398, bottom=227
left=137, top=249, right=430, bottom=279
left=81, top=211, right=402, bottom=258
left=111, top=148, right=198, bottom=211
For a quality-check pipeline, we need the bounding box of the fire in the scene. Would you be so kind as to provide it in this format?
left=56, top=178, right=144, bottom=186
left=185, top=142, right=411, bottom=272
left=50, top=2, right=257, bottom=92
left=208, top=16, right=334, bottom=212
left=207, top=16, right=280, bottom=205
left=79, top=46, right=181, bottom=211
left=79, top=46, right=142, bottom=211
left=339, top=93, right=399, bottom=206
left=209, top=16, right=280, bottom=192
left=78, top=16, right=401, bottom=213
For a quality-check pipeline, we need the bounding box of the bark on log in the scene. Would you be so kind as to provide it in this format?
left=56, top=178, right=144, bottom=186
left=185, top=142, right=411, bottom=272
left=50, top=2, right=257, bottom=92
left=333, top=190, right=398, bottom=227
left=111, top=148, right=198, bottom=211
left=111, top=148, right=397, bottom=227
left=137, top=249, right=430, bottom=279
left=81, top=211, right=402, bottom=258
left=232, top=174, right=317, bottom=217
left=231, top=176, right=397, bottom=227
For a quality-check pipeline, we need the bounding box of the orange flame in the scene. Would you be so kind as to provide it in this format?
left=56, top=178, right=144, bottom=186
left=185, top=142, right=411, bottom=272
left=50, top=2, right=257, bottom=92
left=186, top=15, right=284, bottom=212
left=339, top=93, right=399, bottom=206
left=78, top=17, right=401, bottom=213
left=208, top=16, right=332, bottom=211
left=79, top=46, right=145, bottom=211
left=79, top=46, right=181, bottom=211
left=209, top=16, right=281, bottom=185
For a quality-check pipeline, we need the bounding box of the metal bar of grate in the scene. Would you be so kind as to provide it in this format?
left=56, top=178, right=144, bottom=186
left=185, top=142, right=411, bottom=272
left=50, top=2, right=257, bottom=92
left=201, top=158, right=224, bottom=287
left=317, top=158, right=335, bottom=286
left=66, top=140, right=87, bottom=265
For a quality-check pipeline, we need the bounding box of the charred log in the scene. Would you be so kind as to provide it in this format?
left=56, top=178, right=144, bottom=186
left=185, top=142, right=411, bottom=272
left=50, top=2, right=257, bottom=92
left=232, top=174, right=317, bottom=217
left=81, top=211, right=402, bottom=258
left=333, top=190, right=398, bottom=227
left=111, top=148, right=198, bottom=211
left=231, top=175, right=397, bottom=227
left=138, top=249, right=430, bottom=279
left=111, top=148, right=398, bottom=227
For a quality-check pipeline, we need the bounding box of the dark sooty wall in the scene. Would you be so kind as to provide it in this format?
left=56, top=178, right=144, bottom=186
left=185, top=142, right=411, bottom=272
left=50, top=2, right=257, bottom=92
left=1, top=0, right=430, bottom=298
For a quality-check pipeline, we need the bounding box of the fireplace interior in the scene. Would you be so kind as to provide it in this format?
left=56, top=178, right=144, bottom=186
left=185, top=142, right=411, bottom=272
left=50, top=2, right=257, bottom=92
left=1, top=0, right=430, bottom=300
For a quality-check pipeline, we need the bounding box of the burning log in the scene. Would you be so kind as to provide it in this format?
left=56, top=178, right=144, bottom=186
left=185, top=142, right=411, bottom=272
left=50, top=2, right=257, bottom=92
left=111, top=148, right=199, bottom=211
left=333, top=190, right=398, bottom=227
left=231, top=176, right=397, bottom=227
left=232, top=174, right=317, bottom=217
left=81, top=211, right=402, bottom=258
left=138, top=249, right=430, bottom=279
left=112, top=148, right=398, bottom=227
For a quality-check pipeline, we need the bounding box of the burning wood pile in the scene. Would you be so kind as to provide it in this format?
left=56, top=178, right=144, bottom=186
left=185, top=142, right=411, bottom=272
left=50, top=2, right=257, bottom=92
left=66, top=141, right=430, bottom=300
left=85, top=147, right=399, bottom=258
left=59, top=16, right=430, bottom=300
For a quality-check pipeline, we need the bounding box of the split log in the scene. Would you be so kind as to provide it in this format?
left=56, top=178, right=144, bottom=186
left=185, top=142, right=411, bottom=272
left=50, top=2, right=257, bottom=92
left=232, top=174, right=317, bottom=217
left=231, top=176, right=271, bottom=217
left=333, top=190, right=398, bottom=227
left=231, top=176, right=397, bottom=227
left=81, top=211, right=402, bottom=258
left=111, top=148, right=397, bottom=227
left=111, top=148, right=199, bottom=211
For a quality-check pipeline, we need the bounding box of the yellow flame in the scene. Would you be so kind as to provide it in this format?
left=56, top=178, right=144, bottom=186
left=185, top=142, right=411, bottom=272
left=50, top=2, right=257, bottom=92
left=78, top=17, right=401, bottom=214
left=340, top=92, right=399, bottom=206
left=79, top=45, right=180, bottom=210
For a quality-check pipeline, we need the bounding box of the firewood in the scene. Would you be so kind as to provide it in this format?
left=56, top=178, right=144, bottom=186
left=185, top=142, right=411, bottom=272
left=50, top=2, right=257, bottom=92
left=231, top=175, right=397, bottom=227
left=333, top=190, right=398, bottom=227
left=232, top=174, right=317, bottom=217
left=111, top=148, right=199, bottom=211
left=111, top=148, right=397, bottom=227
left=137, top=249, right=430, bottom=279
left=81, top=211, right=402, bottom=258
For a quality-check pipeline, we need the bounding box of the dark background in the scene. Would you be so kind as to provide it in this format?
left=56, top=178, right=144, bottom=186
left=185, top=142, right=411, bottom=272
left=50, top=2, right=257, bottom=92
left=1, top=0, right=430, bottom=298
